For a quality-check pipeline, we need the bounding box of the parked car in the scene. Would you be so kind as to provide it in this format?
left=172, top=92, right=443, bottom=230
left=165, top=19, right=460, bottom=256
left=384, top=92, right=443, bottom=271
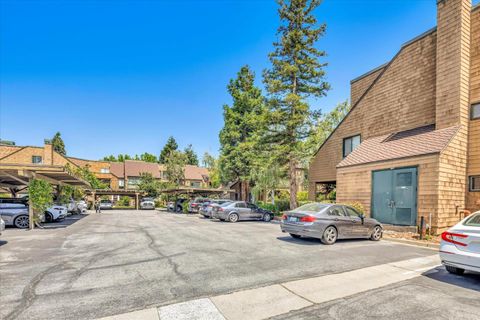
left=45, top=204, right=67, bottom=222
left=99, top=199, right=113, bottom=210
left=0, top=203, right=29, bottom=229
left=0, top=217, right=5, bottom=234
left=140, top=197, right=155, bottom=210
left=213, top=201, right=274, bottom=223
left=280, top=203, right=383, bottom=245
left=188, top=197, right=210, bottom=213
left=200, top=199, right=232, bottom=218
left=76, top=200, right=88, bottom=213
left=167, top=201, right=175, bottom=212
left=439, top=211, right=480, bottom=275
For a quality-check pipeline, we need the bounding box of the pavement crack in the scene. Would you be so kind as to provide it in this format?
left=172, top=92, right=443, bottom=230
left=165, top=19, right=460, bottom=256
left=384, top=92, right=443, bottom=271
left=4, top=263, right=66, bottom=320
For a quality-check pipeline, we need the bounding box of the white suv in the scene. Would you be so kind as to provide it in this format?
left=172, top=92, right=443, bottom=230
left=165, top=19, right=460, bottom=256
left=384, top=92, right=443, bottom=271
left=44, top=204, right=67, bottom=222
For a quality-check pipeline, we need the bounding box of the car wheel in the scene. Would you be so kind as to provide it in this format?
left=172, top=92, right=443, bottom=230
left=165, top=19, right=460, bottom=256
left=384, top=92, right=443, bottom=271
left=228, top=213, right=239, bottom=223
left=263, top=214, right=272, bottom=222
left=445, top=265, right=465, bottom=275
left=176, top=206, right=182, bottom=213
left=45, top=212, right=53, bottom=223
left=290, top=233, right=301, bottom=239
left=370, top=225, right=382, bottom=241
left=14, top=215, right=29, bottom=229
left=321, top=226, right=338, bottom=245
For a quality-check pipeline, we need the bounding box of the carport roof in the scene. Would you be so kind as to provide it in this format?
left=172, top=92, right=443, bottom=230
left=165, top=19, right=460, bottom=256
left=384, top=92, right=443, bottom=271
left=161, top=187, right=235, bottom=196
left=0, top=164, right=91, bottom=188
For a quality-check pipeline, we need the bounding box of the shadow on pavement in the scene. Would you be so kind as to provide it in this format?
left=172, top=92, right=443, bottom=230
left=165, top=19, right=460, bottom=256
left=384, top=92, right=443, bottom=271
left=0, top=240, right=8, bottom=247
left=423, top=267, right=480, bottom=292
left=41, top=213, right=89, bottom=230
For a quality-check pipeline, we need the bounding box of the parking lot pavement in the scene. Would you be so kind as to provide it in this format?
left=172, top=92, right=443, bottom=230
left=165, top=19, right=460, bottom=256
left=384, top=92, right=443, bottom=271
left=270, top=268, right=480, bottom=320
left=0, top=210, right=452, bottom=320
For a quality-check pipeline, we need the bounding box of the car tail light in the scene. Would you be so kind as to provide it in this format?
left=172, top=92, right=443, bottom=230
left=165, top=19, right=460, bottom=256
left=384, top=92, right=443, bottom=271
left=218, top=207, right=224, bottom=212
left=441, top=231, right=468, bottom=247
left=282, top=214, right=287, bottom=220
left=192, top=204, right=198, bottom=207
left=300, top=216, right=316, bottom=223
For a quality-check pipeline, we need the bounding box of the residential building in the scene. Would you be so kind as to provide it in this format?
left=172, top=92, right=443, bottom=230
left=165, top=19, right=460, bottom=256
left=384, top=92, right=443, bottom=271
left=309, top=0, right=479, bottom=233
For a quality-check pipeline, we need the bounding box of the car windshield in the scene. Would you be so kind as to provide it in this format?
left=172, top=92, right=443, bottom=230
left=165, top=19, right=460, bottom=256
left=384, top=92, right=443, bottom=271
left=464, top=213, right=480, bottom=227
left=142, top=198, right=154, bottom=201
left=294, top=203, right=329, bottom=213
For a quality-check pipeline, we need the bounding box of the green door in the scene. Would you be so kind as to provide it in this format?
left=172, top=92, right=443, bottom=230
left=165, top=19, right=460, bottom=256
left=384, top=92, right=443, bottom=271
left=372, top=167, right=417, bottom=226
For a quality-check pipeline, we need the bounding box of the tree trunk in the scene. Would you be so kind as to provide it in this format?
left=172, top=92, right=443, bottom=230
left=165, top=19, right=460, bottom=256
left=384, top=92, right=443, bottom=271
left=289, top=158, right=298, bottom=209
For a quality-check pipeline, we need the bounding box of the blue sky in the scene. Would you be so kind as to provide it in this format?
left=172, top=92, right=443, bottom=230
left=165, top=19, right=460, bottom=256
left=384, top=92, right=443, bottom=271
left=1, top=0, right=475, bottom=161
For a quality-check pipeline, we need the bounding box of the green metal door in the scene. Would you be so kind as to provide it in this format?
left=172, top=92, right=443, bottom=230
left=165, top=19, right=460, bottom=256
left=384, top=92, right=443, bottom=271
left=372, top=167, right=417, bottom=226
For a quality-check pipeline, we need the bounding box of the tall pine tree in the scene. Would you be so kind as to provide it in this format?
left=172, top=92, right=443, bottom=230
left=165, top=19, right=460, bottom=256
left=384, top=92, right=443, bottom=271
left=184, top=144, right=199, bottom=166
left=263, top=0, right=329, bottom=209
left=219, top=65, right=265, bottom=200
left=159, top=136, right=178, bottom=164
left=51, top=132, right=66, bottom=156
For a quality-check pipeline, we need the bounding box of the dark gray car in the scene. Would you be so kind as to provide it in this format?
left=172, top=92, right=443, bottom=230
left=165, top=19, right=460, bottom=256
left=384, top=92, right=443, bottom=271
left=280, top=203, right=382, bottom=245
left=214, top=201, right=273, bottom=222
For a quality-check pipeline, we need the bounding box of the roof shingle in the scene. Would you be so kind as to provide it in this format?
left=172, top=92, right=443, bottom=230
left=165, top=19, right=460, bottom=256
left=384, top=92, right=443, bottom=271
left=337, top=125, right=459, bottom=168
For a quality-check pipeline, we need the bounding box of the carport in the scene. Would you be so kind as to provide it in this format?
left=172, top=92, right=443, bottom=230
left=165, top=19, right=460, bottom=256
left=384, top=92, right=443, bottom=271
left=0, top=163, right=91, bottom=229
left=160, top=186, right=235, bottom=198
left=85, top=189, right=143, bottom=210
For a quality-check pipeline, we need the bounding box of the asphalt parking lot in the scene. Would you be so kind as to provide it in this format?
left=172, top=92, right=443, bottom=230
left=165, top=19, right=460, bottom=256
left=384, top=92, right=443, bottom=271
left=0, top=210, right=478, bottom=320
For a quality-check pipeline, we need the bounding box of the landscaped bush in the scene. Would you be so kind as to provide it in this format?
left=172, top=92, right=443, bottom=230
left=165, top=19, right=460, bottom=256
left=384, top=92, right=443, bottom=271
left=296, top=191, right=308, bottom=202
left=118, top=196, right=131, bottom=207
left=182, top=200, right=189, bottom=214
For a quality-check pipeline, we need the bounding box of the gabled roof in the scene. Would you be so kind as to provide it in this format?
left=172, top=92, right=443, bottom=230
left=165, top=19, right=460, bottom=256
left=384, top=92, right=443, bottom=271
left=337, top=125, right=459, bottom=168
left=184, top=165, right=209, bottom=181
left=124, top=160, right=161, bottom=178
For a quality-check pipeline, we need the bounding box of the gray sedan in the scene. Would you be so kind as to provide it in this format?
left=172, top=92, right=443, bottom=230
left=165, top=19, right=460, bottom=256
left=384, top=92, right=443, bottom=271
left=280, top=203, right=383, bottom=245
left=214, top=201, right=273, bottom=222
left=0, top=203, right=30, bottom=229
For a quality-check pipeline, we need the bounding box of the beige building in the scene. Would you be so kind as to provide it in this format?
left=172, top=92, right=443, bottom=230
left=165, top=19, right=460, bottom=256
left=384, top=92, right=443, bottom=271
left=309, top=0, right=479, bottom=233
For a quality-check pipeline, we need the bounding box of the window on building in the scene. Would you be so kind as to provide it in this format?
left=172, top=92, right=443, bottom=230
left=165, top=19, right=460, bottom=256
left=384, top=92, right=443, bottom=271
left=471, top=103, right=480, bottom=120
left=127, top=177, right=140, bottom=188
left=343, top=135, right=361, bottom=158
left=32, top=156, right=42, bottom=164
left=119, top=179, right=125, bottom=188
left=191, top=181, right=201, bottom=188
left=100, top=168, right=110, bottom=173
left=469, top=176, right=480, bottom=192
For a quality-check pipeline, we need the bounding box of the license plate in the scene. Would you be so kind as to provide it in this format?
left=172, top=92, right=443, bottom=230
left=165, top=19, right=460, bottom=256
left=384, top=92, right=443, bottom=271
left=287, top=216, right=298, bottom=223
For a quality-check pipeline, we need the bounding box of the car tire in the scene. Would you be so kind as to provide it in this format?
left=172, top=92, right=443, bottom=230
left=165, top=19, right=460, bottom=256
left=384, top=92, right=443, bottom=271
left=14, top=215, right=29, bottom=229
left=263, top=214, right=272, bottom=222
left=370, top=225, right=382, bottom=241
left=45, top=212, right=53, bottom=223
left=228, top=213, right=239, bottom=223
left=445, top=265, right=465, bottom=275
left=290, top=233, right=301, bottom=239
left=321, top=226, right=338, bottom=245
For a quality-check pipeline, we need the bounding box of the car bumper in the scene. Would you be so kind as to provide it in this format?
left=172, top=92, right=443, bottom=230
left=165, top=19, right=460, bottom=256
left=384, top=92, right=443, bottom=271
left=439, top=242, right=480, bottom=273
left=280, top=222, right=323, bottom=238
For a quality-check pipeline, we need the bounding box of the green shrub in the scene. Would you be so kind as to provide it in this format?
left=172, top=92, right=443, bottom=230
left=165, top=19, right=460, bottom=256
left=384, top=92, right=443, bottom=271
left=118, top=196, right=131, bottom=207
left=296, top=191, right=308, bottom=201
left=154, top=199, right=163, bottom=208
left=182, top=200, right=189, bottom=214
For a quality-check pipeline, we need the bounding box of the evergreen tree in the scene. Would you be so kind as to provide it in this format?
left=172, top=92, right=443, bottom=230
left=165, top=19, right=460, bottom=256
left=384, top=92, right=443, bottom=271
left=140, top=152, right=158, bottom=163
left=219, top=65, right=265, bottom=200
left=51, top=132, right=66, bottom=156
left=184, top=144, right=199, bottom=166
left=263, top=0, right=329, bottom=209
left=159, top=136, right=178, bottom=164
left=102, top=155, right=117, bottom=162
left=165, top=150, right=186, bottom=186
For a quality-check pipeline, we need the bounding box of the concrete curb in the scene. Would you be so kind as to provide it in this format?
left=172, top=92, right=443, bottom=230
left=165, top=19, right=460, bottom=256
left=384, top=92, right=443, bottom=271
left=383, top=237, right=440, bottom=250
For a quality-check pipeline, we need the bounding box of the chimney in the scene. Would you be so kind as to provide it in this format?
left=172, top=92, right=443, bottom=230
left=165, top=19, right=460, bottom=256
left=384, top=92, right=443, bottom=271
left=44, top=139, right=53, bottom=165
left=435, top=0, right=471, bottom=129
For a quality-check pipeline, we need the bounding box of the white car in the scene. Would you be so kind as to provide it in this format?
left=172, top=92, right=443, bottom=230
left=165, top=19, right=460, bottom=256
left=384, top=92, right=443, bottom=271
left=0, top=217, right=5, bottom=234
left=45, top=205, right=67, bottom=222
left=439, top=211, right=480, bottom=275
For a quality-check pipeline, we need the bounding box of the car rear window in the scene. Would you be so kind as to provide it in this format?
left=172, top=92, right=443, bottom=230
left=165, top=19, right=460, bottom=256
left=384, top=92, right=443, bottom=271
left=464, top=213, right=480, bottom=227
left=295, top=203, right=328, bottom=213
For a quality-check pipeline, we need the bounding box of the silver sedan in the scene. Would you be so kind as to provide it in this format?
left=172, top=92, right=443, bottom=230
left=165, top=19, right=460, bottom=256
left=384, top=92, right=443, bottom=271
left=280, top=203, right=383, bottom=245
left=0, top=203, right=30, bottom=229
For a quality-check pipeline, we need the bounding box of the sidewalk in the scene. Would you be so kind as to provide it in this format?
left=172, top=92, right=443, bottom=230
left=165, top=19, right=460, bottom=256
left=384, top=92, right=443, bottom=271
left=97, top=255, right=440, bottom=320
